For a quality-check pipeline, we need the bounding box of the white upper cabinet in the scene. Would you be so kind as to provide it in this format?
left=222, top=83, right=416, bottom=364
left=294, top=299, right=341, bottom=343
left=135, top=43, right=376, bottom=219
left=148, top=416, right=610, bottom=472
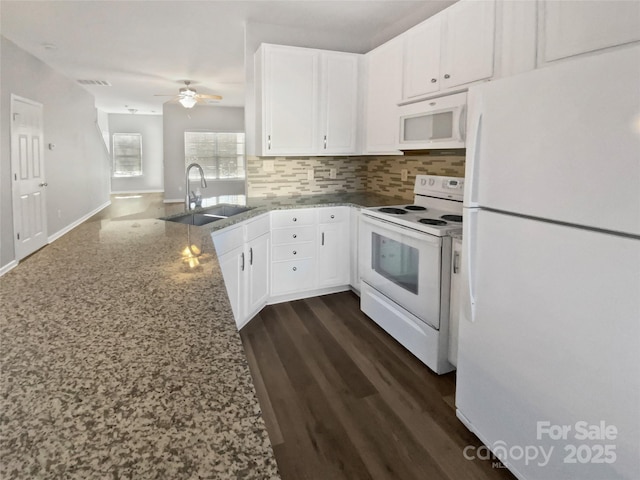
left=364, top=36, right=404, bottom=154
left=256, top=45, right=319, bottom=155
left=321, top=53, right=359, bottom=154
left=255, top=44, right=360, bottom=156
left=440, top=0, right=496, bottom=90
left=401, top=0, right=495, bottom=102
left=403, top=16, right=442, bottom=100
left=540, top=0, right=640, bottom=64
left=493, top=0, right=537, bottom=79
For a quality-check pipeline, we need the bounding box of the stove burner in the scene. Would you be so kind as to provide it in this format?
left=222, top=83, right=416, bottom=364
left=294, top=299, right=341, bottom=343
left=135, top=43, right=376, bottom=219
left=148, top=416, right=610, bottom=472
left=404, top=205, right=427, bottom=211
left=419, top=218, right=447, bottom=226
left=378, top=207, right=408, bottom=215
left=441, top=214, right=463, bottom=222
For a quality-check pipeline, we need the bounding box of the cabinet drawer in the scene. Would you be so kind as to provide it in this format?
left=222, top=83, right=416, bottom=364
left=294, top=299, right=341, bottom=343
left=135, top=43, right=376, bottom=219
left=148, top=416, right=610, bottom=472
left=271, top=208, right=316, bottom=228
left=271, top=225, right=315, bottom=245
left=210, top=225, right=244, bottom=256
left=245, top=213, right=270, bottom=241
left=272, top=242, right=315, bottom=262
left=271, top=259, right=315, bottom=294
left=318, top=206, right=348, bottom=224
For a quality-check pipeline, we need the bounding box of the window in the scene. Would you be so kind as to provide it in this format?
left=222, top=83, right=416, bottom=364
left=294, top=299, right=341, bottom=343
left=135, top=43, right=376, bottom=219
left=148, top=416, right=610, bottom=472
left=184, top=132, right=245, bottom=180
left=113, top=133, right=142, bottom=177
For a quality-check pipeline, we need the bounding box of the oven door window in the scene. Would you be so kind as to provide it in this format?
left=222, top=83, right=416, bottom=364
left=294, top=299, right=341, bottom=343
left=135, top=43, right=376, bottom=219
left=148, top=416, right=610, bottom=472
left=372, top=232, right=419, bottom=294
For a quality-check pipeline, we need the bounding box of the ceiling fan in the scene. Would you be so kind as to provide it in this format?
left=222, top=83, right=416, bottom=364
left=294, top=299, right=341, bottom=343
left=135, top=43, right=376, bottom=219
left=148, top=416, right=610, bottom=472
left=155, top=80, right=222, bottom=108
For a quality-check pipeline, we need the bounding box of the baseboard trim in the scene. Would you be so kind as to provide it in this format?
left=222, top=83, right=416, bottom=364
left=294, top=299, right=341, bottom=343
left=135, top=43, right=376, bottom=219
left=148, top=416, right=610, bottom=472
left=0, top=260, right=18, bottom=277
left=48, top=200, right=111, bottom=243
left=163, top=198, right=184, bottom=204
left=111, top=189, right=164, bottom=194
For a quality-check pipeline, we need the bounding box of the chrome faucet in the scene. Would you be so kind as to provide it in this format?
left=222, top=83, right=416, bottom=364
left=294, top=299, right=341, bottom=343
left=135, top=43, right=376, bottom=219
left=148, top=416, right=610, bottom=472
left=185, top=163, right=207, bottom=210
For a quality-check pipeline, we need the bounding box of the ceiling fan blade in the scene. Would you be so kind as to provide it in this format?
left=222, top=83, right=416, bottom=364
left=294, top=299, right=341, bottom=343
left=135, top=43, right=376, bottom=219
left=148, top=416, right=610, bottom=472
left=197, top=94, right=223, bottom=100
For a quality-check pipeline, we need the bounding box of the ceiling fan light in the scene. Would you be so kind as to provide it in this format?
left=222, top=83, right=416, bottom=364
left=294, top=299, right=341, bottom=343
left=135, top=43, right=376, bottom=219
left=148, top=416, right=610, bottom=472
left=179, top=96, right=197, bottom=108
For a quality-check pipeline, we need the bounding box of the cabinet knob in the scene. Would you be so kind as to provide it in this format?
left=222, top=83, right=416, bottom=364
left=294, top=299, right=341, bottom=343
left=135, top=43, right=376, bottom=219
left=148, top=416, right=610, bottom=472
left=330, top=214, right=335, bottom=219
left=39, top=182, right=48, bottom=187
left=431, top=78, right=437, bottom=83
left=292, top=234, right=297, bottom=239
left=444, top=74, right=450, bottom=79
left=293, top=267, right=297, bottom=271
left=293, top=251, right=297, bottom=255
left=292, top=217, right=297, bottom=222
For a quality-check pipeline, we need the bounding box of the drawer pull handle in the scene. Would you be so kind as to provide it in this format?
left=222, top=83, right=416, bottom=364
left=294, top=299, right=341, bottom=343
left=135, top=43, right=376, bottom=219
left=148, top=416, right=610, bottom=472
left=292, top=234, right=297, bottom=239
left=293, top=267, right=297, bottom=271
left=241, top=252, right=245, bottom=271
left=293, top=251, right=297, bottom=255
left=330, top=214, right=335, bottom=219
left=292, top=217, right=297, bottom=222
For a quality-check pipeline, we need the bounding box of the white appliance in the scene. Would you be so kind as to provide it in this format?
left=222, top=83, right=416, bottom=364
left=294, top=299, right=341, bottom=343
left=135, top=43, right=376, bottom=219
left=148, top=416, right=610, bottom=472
left=359, top=175, right=464, bottom=374
left=398, top=92, right=467, bottom=150
left=457, top=45, right=640, bottom=480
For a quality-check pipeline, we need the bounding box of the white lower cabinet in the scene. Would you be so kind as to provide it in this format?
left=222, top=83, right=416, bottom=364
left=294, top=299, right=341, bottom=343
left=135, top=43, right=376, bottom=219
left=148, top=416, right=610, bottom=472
left=270, top=208, right=318, bottom=296
left=246, top=232, right=270, bottom=320
left=270, top=207, right=351, bottom=300
left=317, top=207, right=350, bottom=289
left=212, top=214, right=270, bottom=329
left=217, top=244, right=244, bottom=324
left=214, top=207, right=353, bottom=328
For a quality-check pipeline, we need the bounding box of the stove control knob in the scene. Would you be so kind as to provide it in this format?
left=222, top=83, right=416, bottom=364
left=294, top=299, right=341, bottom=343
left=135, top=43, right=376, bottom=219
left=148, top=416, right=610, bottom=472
left=420, top=178, right=427, bottom=186
left=428, top=178, right=435, bottom=186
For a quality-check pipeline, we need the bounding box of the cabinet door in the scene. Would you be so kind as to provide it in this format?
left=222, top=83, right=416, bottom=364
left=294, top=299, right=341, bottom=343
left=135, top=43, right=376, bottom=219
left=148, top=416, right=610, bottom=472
left=541, top=0, right=640, bottom=64
left=317, top=220, right=350, bottom=288
left=441, top=0, right=495, bottom=89
left=218, top=245, right=245, bottom=327
left=263, top=45, right=319, bottom=155
left=246, top=233, right=270, bottom=320
left=320, top=52, right=359, bottom=154
left=365, top=37, right=403, bottom=154
left=494, top=0, right=537, bottom=79
left=403, top=16, right=442, bottom=100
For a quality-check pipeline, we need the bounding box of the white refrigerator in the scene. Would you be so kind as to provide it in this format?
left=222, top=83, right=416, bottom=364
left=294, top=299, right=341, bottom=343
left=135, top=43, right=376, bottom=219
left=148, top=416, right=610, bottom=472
left=457, top=45, right=640, bottom=480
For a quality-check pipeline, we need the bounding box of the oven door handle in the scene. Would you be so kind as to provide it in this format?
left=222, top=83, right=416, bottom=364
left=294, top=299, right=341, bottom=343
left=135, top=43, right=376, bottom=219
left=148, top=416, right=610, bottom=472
left=360, top=214, right=442, bottom=246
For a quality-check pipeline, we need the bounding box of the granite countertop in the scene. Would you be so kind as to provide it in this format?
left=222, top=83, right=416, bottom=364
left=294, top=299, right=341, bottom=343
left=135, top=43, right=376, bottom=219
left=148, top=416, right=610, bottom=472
left=163, top=192, right=404, bottom=233
left=0, top=192, right=403, bottom=479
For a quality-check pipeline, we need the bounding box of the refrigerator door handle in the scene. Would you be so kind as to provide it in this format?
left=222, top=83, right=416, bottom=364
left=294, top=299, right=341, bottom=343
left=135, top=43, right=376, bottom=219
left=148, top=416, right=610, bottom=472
left=463, top=209, right=478, bottom=322
left=463, top=89, right=483, bottom=207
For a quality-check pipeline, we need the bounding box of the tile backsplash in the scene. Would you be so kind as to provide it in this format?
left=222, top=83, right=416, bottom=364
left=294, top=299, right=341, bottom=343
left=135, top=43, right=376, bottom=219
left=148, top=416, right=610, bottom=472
left=247, top=152, right=465, bottom=200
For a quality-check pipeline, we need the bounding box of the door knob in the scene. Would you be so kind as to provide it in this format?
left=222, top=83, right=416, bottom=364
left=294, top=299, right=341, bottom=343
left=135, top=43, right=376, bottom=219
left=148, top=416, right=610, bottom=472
left=39, top=182, right=48, bottom=187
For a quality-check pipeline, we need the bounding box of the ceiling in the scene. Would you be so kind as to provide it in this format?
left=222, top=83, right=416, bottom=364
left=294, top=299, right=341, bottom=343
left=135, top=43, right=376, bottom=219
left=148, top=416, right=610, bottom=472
left=1, top=0, right=454, bottom=114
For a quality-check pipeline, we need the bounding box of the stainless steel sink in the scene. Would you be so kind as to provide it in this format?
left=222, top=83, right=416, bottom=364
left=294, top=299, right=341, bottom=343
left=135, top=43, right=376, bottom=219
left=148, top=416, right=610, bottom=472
left=161, top=205, right=254, bottom=226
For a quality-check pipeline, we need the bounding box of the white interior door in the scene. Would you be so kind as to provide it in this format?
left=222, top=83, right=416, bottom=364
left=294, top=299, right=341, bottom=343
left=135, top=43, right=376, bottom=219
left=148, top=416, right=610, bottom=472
left=11, top=95, right=48, bottom=260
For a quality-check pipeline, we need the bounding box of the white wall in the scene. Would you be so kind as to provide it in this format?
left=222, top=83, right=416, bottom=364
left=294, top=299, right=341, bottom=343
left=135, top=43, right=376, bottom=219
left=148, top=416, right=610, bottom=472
left=162, top=103, right=244, bottom=202
left=0, top=36, right=111, bottom=270
left=109, top=113, right=164, bottom=193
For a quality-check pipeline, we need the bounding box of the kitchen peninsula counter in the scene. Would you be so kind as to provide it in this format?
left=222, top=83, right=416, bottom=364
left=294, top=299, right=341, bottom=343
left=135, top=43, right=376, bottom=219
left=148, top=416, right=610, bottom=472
left=0, top=192, right=403, bottom=479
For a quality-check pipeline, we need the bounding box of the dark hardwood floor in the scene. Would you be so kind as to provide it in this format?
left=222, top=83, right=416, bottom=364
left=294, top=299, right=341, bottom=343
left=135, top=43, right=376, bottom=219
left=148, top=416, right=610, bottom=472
left=240, top=291, right=516, bottom=480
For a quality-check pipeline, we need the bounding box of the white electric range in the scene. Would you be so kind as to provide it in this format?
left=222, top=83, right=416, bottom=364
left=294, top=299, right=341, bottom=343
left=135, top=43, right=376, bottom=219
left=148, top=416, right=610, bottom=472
left=358, top=175, right=464, bottom=374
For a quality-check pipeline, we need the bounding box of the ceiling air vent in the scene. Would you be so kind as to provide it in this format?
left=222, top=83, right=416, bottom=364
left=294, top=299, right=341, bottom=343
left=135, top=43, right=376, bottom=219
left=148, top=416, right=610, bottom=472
left=77, top=80, right=112, bottom=86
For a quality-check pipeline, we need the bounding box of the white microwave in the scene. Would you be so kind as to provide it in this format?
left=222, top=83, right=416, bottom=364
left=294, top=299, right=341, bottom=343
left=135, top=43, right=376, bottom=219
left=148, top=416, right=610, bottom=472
left=398, top=92, right=467, bottom=150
